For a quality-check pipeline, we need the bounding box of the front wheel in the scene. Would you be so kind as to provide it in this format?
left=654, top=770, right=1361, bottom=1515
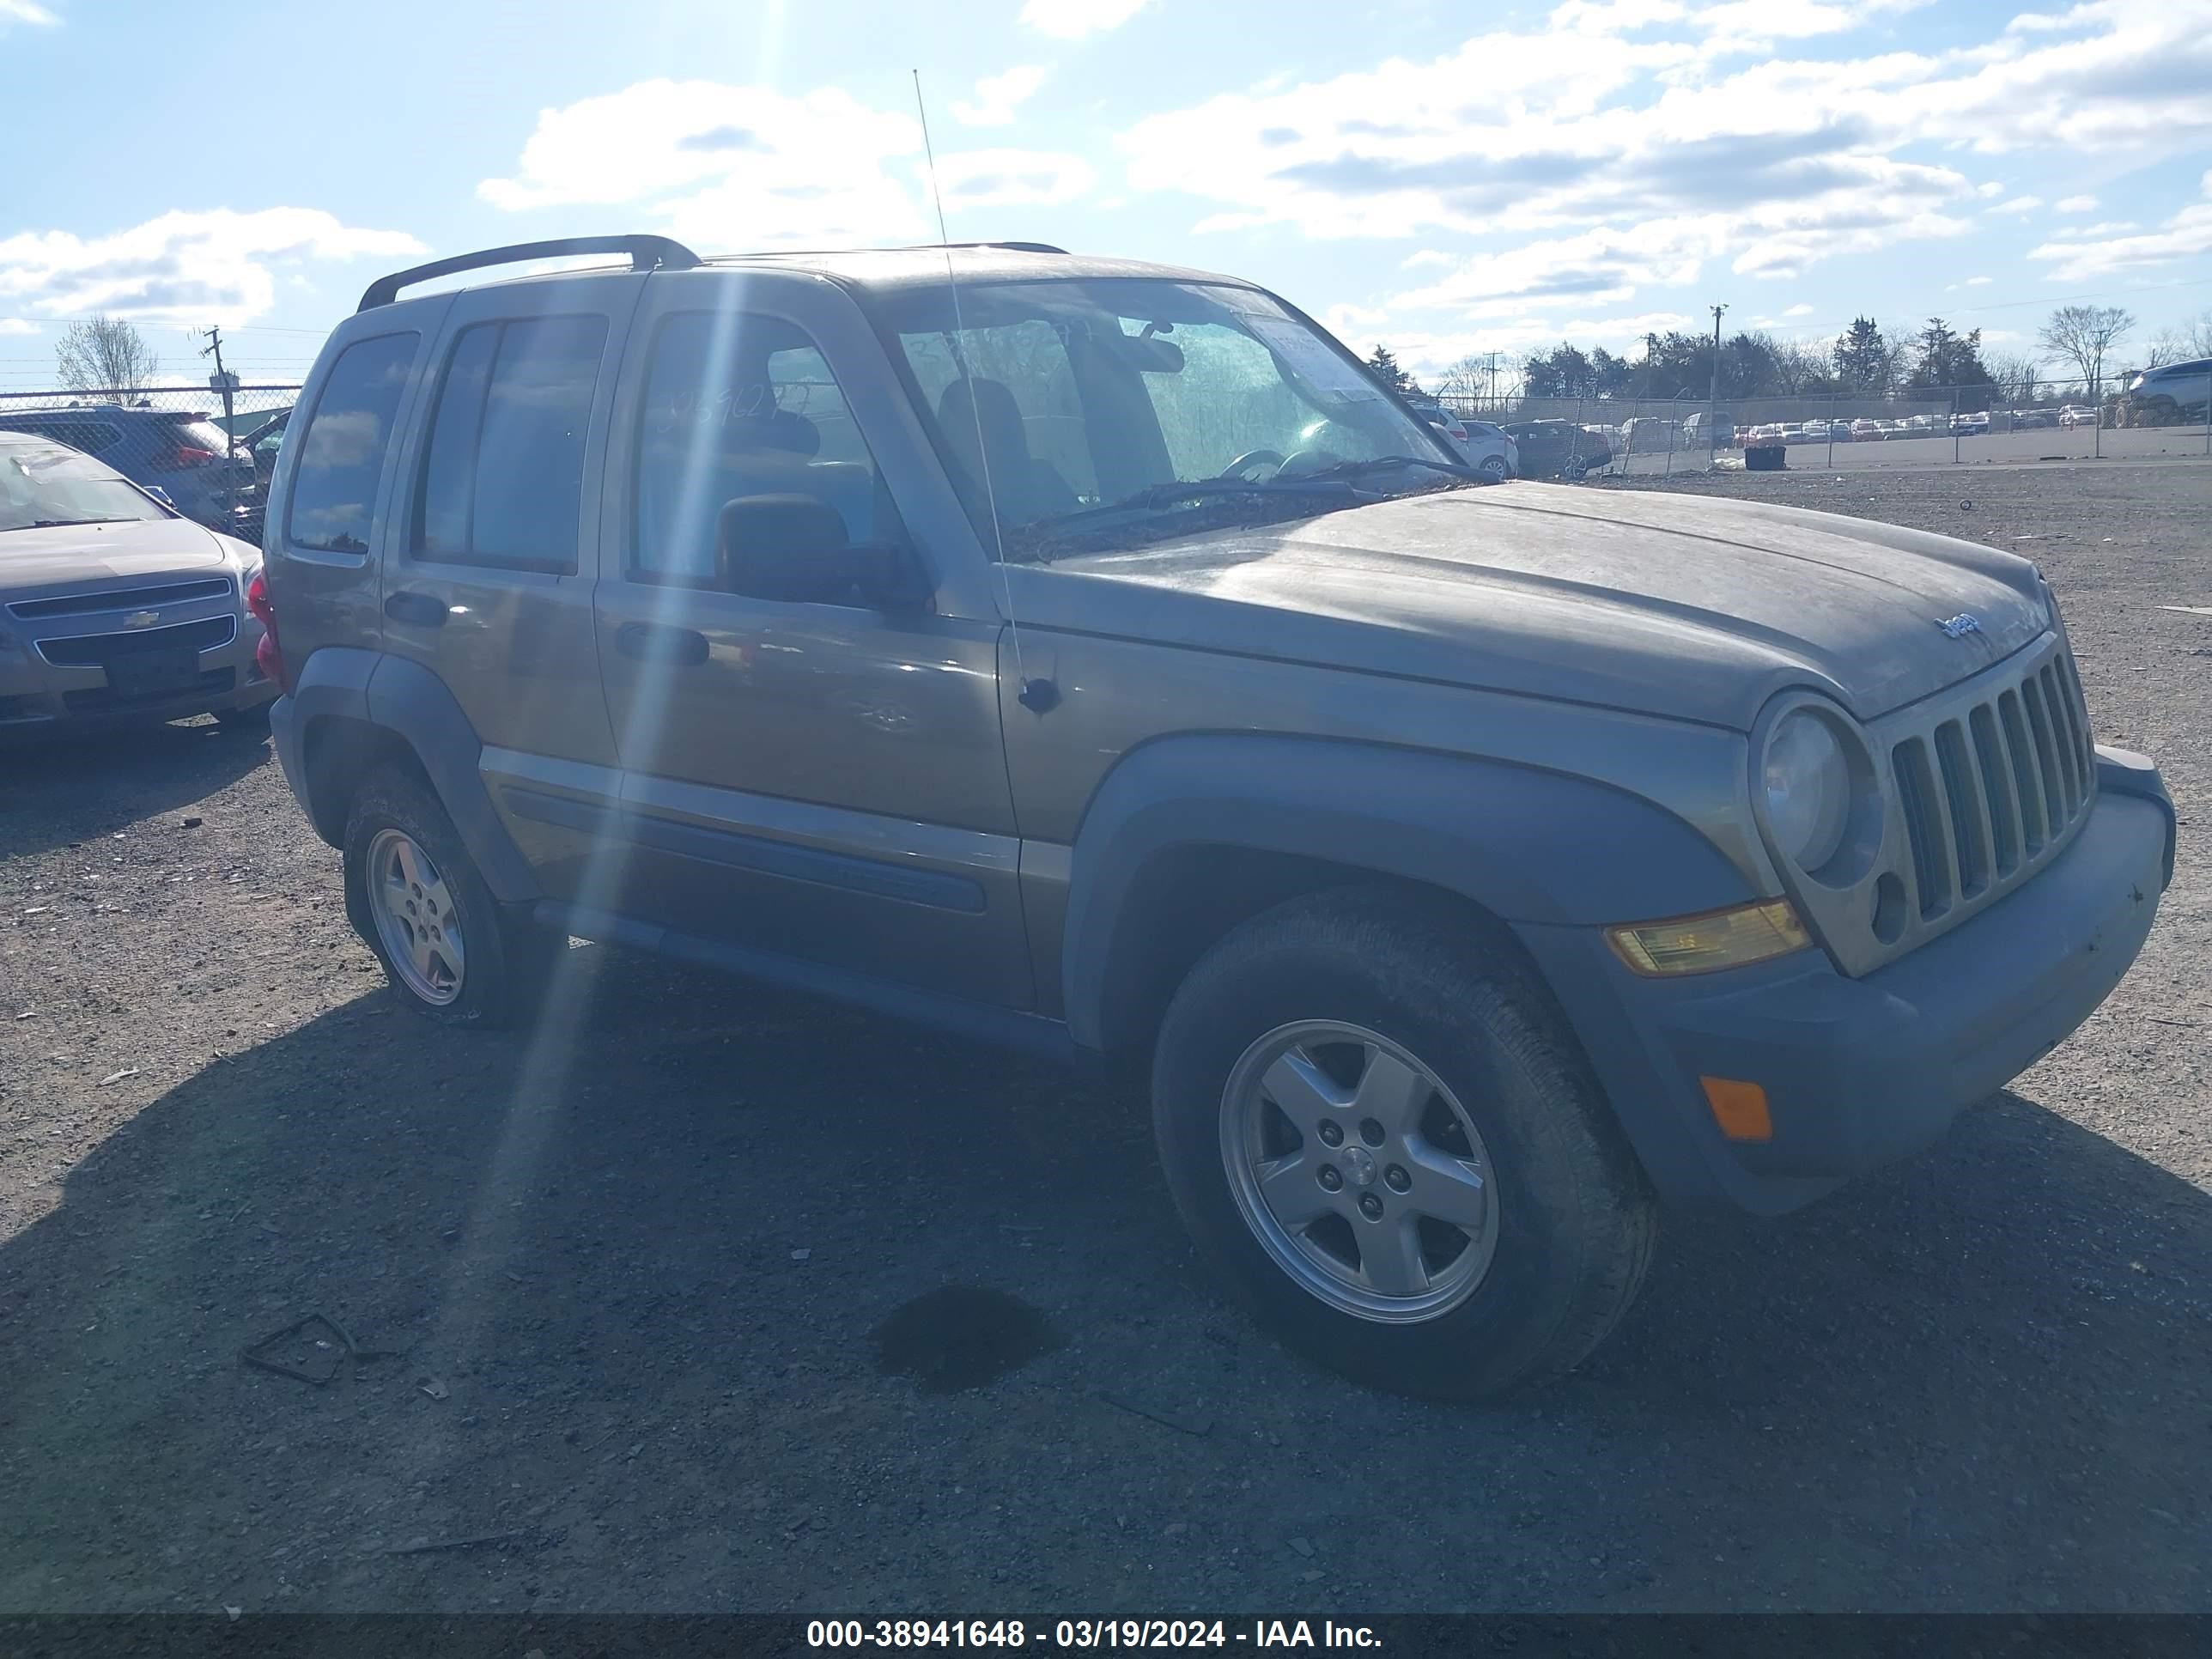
left=1479, top=455, right=1509, bottom=483
left=1152, top=890, right=1657, bottom=1399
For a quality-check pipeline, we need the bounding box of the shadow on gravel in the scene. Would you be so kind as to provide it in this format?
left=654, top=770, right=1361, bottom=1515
left=1, top=947, right=2207, bottom=1611
left=0, top=720, right=270, bottom=858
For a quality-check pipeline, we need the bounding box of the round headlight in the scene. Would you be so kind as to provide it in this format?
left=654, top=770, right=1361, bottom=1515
left=1763, top=709, right=1850, bottom=871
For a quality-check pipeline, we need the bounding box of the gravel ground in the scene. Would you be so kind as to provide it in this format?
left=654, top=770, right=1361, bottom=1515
left=2, top=463, right=2207, bottom=1616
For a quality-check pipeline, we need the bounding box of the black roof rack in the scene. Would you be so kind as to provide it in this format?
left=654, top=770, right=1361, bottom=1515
left=357, top=235, right=701, bottom=313
left=717, top=240, right=1070, bottom=261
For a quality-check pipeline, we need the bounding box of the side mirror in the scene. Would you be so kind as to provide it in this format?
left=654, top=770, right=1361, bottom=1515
left=717, top=495, right=930, bottom=611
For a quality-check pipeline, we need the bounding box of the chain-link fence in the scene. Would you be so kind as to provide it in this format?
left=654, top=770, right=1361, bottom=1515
left=1442, top=378, right=2212, bottom=477
left=0, top=383, right=301, bottom=538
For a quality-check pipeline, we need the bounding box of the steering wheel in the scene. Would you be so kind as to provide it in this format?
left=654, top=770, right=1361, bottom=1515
left=1218, top=448, right=1284, bottom=480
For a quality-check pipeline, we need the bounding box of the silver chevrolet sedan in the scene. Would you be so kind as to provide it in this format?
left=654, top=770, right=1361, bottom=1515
left=1, top=429, right=274, bottom=740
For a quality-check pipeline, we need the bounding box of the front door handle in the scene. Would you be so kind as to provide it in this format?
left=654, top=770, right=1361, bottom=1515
left=616, top=621, right=709, bottom=666
left=384, top=590, right=448, bottom=628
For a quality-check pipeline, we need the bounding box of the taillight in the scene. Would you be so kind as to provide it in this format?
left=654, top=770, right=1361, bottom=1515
left=246, top=568, right=289, bottom=692
left=156, top=444, right=220, bottom=471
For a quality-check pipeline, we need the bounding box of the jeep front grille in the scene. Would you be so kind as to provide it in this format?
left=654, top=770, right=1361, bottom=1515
left=1886, top=644, right=2094, bottom=926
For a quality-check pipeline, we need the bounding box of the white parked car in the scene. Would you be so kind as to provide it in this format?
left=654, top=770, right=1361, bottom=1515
left=1850, top=418, right=1884, bottom=441
left=2059, top=404, right=2100, bottom=428
left=1457, top=418, right=1518, bottom=481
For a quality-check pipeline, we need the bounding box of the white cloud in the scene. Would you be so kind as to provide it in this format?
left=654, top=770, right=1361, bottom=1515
left=0, top=0, right=57, bottom=29
left=2055, top=193, right=2099, bottom=212
left=952, top=65, right=1048, bottom=128
left=1121, top=0, right=2212, bottom=300
left=933, top=149, right=1096, bottom=207
left=0, top=318, right=38, bottom=336
left=1018, top=0, right=1151, bottom=39
left=1987, top=195, right=2044, bottom=214
left=1399, top=249, right=1455, bottom=270
left=1383, top=310, right=1698, bottom=380
left=1784, top=302, right=1815, bottom=315
left=2029, top=169, right=2212, bottom=280
left=1323, top=302, right=1390, bottom=337
left=1965, top=274, right=1994, bottom=284
left=2076, top=219, right=2139, bottom=234
left=481, top=80, right=1093, bottom=249
left=0, top=209, right=422, bottom=328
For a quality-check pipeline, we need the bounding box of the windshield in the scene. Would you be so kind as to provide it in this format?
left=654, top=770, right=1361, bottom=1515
left=0, top=439, right=168, bottom=533
left=874, top=277, right=1461, bottom=557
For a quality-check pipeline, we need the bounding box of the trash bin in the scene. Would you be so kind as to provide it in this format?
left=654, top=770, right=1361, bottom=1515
left=1745, top=443, right=1787, bottom=471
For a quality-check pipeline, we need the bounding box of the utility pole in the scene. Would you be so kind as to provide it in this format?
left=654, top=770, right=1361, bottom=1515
left=1706, top=303, right=1727, bottom=455
left=200, top=326, right=240, bottom=523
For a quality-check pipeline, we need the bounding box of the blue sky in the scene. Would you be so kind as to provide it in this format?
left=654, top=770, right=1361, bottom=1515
left=3, top=0, right=2209, bottom=392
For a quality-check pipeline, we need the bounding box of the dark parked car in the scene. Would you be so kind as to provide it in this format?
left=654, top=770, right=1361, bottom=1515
left=241, top=410, right=291, bottom=485
left=0, top=403, right=257, bottom=532
left=1500, top=419, right=1609, bottom=478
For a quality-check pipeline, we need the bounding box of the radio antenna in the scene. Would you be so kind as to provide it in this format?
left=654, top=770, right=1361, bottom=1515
left=912, top=68, right=1055, bottom=714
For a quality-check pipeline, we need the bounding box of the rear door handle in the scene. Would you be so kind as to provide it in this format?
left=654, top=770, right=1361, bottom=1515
left=384, top=590, right=448, bottom=628
left=616, top=621, right=709, bottom=666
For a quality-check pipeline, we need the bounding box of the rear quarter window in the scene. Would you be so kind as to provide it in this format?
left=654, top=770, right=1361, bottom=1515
left=286, top=331, right=420, bottom=554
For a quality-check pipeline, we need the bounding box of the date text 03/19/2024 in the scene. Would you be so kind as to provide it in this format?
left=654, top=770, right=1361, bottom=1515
left=805, top=1621, right=1384, bottom=1649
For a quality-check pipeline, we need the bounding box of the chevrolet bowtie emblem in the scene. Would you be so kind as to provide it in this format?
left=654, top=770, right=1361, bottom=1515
left=125, top=610, right=161, bottom=629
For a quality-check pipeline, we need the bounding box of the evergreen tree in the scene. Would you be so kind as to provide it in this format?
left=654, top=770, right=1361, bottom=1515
left=1365, top=344, right=1419, bottom=394
left=1832, top=317, right=1888, bottom=391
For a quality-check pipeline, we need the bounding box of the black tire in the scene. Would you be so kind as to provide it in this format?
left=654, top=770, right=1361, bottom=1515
left=1152, top=888, right=1657, bottom=1401
left=342, top=764, right=557, bottom=1028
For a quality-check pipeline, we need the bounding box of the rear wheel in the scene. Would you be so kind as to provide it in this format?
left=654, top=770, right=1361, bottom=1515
left=1479, top=455, right=1509, bottom=483
left=1152, top=889, right=1657, bottom=1399
left=343, top=766, right=556, bottom=1027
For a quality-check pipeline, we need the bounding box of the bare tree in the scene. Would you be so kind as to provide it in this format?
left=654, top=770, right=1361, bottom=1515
left=1433, top=355, right=1488, bottom=404
left=1985, top=351, right=2044, bottom=406
left=54, top=315, right=161, bottom=395
left=2148, top=310, right=2212, bottom=366
left=2038, top=305, right=2135, bottom=401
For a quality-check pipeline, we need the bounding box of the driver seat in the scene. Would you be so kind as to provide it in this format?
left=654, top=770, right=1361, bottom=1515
left=935, top=377, right=1077, bottom=529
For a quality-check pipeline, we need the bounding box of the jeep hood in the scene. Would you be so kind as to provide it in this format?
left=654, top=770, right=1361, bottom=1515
left=1005, top=485, right=2051, bottom=729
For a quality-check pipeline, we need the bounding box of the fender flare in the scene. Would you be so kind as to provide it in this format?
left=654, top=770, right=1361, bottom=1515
left=289, top=647, right=539, bottom=903
left=1059, top=733, right=1755, bottom=1052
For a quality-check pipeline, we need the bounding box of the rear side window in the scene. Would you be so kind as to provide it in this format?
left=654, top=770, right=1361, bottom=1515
left=286, top=332, right=418, bottom=554
left=412, top=315, right=607, bottom=574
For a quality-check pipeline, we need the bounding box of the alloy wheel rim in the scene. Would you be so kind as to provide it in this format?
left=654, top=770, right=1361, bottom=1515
left=1220, top=1019, right=1499, bottom=1323
left=365, top=828, right=465, bottom=1006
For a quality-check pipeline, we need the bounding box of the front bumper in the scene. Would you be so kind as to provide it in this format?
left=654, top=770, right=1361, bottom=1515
left=1520, top=750, right=2174, bottom=1215
left=0, top=613, right=274, bottom=741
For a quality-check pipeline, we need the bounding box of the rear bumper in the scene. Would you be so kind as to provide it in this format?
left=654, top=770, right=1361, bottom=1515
left=1522, top=751, right=2174, bottom=1215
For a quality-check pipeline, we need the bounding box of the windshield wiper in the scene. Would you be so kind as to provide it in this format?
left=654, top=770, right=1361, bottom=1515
left=1040, top=475, right=1368, bottom=533
left=1294, top=454, right=1480, bottom=484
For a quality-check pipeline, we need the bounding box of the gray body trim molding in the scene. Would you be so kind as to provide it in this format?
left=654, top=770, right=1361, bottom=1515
left=282, top=647, right=540, bottom=904
left=1058, top=733, right=1759, bottom=1050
